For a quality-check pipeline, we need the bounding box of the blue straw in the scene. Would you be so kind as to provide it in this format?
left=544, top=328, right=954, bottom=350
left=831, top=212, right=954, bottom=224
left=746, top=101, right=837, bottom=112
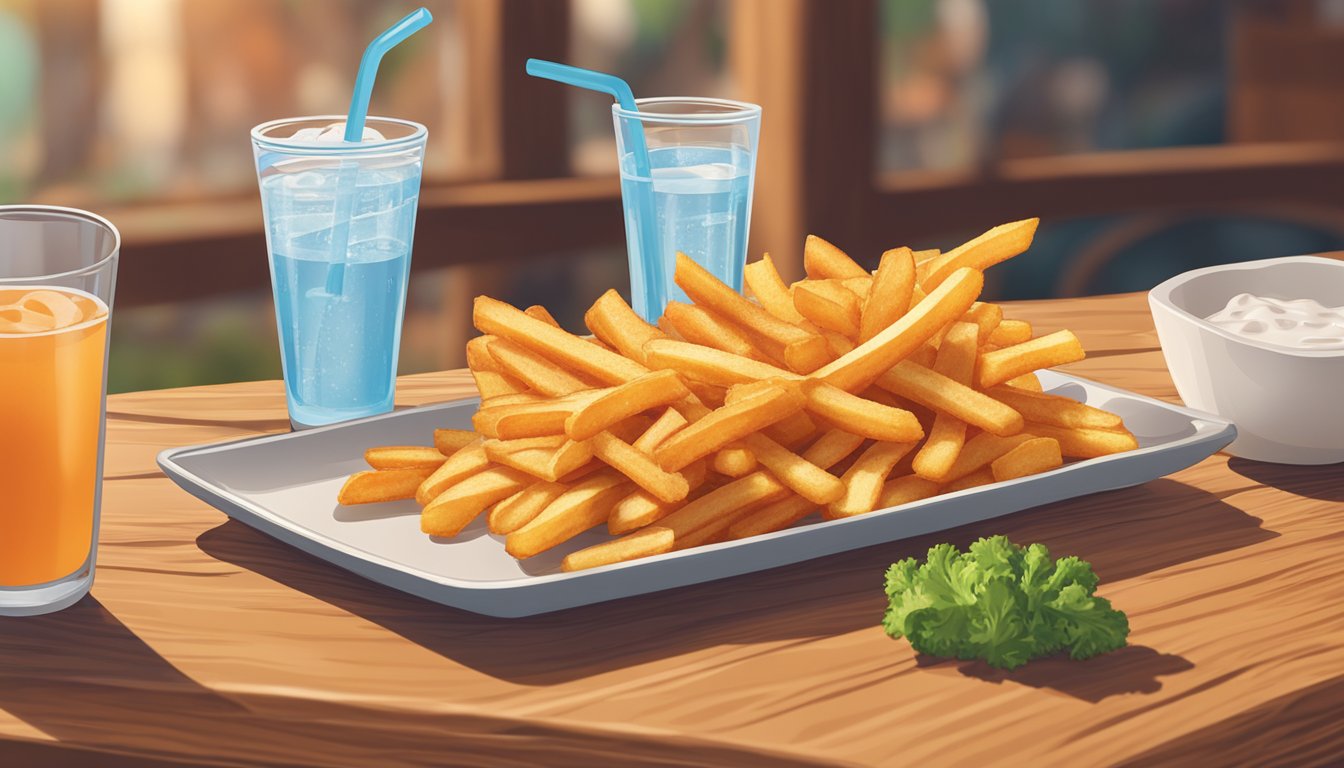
left=526, top=59, right=662, bottom=318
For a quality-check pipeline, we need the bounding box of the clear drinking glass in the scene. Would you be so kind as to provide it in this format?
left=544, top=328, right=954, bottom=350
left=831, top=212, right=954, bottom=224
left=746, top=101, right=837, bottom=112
left=613, top=97, right=762, bottom=321
left=0, top=206, right=118, bottom=616
left=251, top=116, right=427, bottom=429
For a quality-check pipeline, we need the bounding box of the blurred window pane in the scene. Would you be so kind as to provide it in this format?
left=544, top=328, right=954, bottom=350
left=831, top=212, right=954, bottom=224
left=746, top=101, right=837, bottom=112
left=0, top=0, right=474, bottom=208
left=568, top=0, right=731, bottom=175
left=878, top=0, right=1227, bottom=172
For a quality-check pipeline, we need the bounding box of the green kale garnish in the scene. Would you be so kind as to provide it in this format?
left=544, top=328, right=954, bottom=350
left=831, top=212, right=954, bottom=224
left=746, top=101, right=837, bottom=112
left=883, top=536, right=1128, bottom=669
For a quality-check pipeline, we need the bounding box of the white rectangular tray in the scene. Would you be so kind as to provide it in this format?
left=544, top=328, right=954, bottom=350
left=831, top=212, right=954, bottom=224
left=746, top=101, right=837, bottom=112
left=158, top=371, right=1235, bottom=617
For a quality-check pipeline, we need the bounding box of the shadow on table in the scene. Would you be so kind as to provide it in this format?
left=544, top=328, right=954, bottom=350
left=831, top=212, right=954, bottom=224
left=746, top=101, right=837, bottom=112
left=916, top=645, right=1195, bottom=703
left=196, top=476, right=1268, bottom=687
left=1226, top=457, right=1344, bottom=503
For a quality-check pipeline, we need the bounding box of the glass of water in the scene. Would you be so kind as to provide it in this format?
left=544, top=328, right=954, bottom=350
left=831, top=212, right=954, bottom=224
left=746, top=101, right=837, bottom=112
left=251, top=116, right=426, bottom=429
left=613, top=98, right=761, bottom=322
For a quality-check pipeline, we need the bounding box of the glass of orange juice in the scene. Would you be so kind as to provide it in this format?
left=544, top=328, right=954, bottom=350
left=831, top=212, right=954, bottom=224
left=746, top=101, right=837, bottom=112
left=0, top=206, right=118, bottom=616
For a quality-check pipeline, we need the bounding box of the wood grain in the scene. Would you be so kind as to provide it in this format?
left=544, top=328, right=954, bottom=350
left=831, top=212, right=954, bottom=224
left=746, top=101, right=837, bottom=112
left=1, top=292, right=1341, bottom=767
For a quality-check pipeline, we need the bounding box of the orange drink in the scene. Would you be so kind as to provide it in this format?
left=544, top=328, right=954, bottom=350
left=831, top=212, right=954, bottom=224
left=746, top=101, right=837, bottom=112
left=0, top=287, right=109, bottom=586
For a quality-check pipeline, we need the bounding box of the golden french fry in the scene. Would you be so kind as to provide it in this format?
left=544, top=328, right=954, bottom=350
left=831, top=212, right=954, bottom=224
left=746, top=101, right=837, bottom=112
left=961, top=302, right=1004, bottom=344
left=794, top=280, right=861, bottom=337
left=505, top=471, right=631, bottom=558
left=801, top=428, right=868, bottom=468
left=841, top=276, right=874, bottom=299
left=632, top=407, right=688, bottom=453
left=524, top=304, right=560, bottom=328
left=713, top=446, right=758, bottom=477
left=763, top=410, right=818, bottom=448
left=474, top=390, right=603, bottom=439
left=1022, top=421, right=1139, bottom=459
left=1007, top=372, right=1042, bottom=392
left=877, top=360, right=1023, bottom=437
left=726, top=495, right=817, bottom=540
left=433, top=428, right=478, bottom=455
left=977, top=330, right=1085, bottom=389
left=485, top=447, right=558, bottom=479
left=472, top=369, right=528, bottom=400
left=545, top=439, right=595, bottom=481
left=988, top=385, right=1124, bottom=431
left=661, top=300, right=773, bottom=363
left=584, top=289, right=665, bottom=364
left=590, top=431, right=689, bottom=503
left=876, top=474, right=941, bottom=508
left=488, top=480, right=568, bottom=534
left=565, top=369, right=689, bottom=441
left=483, top=435, right=569, bottom=455
left=465, top=335, right=502, bottom=373
left=487, top=337, right=595, bottom=397
left=655, top=382, right=805, bottom=471
left=942, top=432, right=1038, bottom=483
left=417, top=439, right=488, bottom=505
left=421, top=466, right=534, bottom=537
left=827, top=441, right=918, bottom=518
left=804, top=234, right=868, bottom=279
left=815, top=266, right=984, bottom=392
left=943, top=466, right=996, bottom=493
left=675, top=252, right=830, bottom=373
left=991, top=437, right=1063, bottom=482
left=685, top=380, right=727, bottom=407
left=364, top=446, right=446, bottom=470
left=338, top=468, right=434, bottom=505
left=989, top=319, right=1032, bottom=346
left=607, top=460, right=708, bottom=533
left=643, top=338, right=800, bottom=387
left=474, top=296, right=647, bottom=385
left=744, top=253, right=809, bottom=325
left=859, top=247, right=915, bottom=343
left=911, top=321, right=979, bottom=481
left=913, top=248, right=940, bottom=265
left=562, top=526, right=675, bottom=572
left=741, top=432, right=845, bottom=505
left=800, top=379, right=923, bottom=443
left=658, top=471, right=788, bottom=540
left=481, top=393, right=547, bottom=409
left=922, top=218, right=1040, bottom=289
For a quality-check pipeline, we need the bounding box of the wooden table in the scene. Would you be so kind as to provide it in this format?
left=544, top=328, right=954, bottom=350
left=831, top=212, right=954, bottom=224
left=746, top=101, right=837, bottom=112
left=2, top=292, right=1341, bottom=767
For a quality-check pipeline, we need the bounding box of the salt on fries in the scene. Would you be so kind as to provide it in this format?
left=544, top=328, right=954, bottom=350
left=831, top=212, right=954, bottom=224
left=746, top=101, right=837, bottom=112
left=337, top=218, right=1137, bottom=572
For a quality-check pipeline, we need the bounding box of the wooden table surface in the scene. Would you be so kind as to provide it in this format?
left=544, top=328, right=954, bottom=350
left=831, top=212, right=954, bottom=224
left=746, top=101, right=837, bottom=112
left=2, top=291, right=1342, bottom=767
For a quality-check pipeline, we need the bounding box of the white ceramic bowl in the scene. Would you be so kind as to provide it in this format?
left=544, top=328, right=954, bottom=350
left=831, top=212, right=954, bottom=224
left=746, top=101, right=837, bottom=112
left=1149, top=255, right=1344, bottom=465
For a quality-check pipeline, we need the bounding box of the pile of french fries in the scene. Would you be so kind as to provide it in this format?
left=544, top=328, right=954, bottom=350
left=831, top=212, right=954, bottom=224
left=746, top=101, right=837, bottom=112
left=339, top=217, right=1138, bottom=572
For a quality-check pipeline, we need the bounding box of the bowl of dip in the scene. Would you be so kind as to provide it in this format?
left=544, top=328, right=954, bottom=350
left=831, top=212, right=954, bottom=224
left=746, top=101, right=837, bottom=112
left=1149, top=255, right=1344, bottom=464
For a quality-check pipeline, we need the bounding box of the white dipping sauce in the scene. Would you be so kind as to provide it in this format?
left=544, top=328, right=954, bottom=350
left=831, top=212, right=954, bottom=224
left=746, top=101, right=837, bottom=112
left=1205, top=293, right=1344, bottom=349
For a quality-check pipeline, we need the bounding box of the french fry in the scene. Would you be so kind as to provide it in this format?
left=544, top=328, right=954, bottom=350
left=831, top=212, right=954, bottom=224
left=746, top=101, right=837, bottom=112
left=337, top=468, right=434, bottom=505
left=727, top=495, right=816, bottom=540
left=804, top=234, right=868, bottom=279
left=505, top=471, right=632, bottom=558
left=489, top=480, right=568, bottom=534
left=481, top=392, right=546, bottom=408
left=922, top=218, right=1040, bottom=289
left=565, top=369, right=689, bottom=441
left=859, top=247, right=915, bottom=342
left=1007, top=372, right=1042, bottom=391
left=643, top=338, right=800, bottom=387
left=977, top=330, right=1085, bottom=389
left=814, top=266, right=984, bottom=392
left=685, top=380, right=727, bottom=407
left=913, top=248, right=940, bottom=265
left=713, top=446, right=758, bottom=477
left=988, top=385, right=1124, bottom=430
left=433, top=428, right=478, bottom=455
left=961, top=302, right=1004, bottom=344
left=943, top=466, right=996, bottom=493
left=659, top=471, right=788, bottom=540
left=763, top=410, right=818, bottom=448
left=793, top=280, right=861, bottom=337
left=801, top=428, right=868, bottom=468
left=590, top=431, right=689, bottom=503
left=485, top=447, right=558, bottom=479
left=675, top=252, right=831, bottom=373
left=661, top=301, right=772, bottom=362
left=800, top=379, right=924, bottom=443
left=584, top=289, right=666, bottom=364
left=745, top=253, right=809, bottom=325
left=912, top=321, right=979, bottom=481
left=633, top=407, right=688, bottom=453
left=827, top=441, right=918, bottom=518
left=562, top=526, right=675, bottom=572
left=1022, top=421, right=1139, bottom=459
left=608, top=459, right=708, bottom=533
left=989, top=319, right=1032, bottom=346
left=416, top=439, right=488, bottom=505
left=474, top=391, right=603, bottom=439
left=364, top=446, right=446, bottom=470
left=421, top=466, right=534, bottom=537
left=474, top=296, right=648, bottom=385
left=487, top=337, right=595, bottom=397
left=991, top=437, right=1063, bottom=482
left=465, top=335, right=502, bottom=373
left=942, top=432, right=1038, bottom=483
left=655, top=382, right=805, bottom=471
left=741, top=432, right=845, bottom=505
left=524, top=304, right=561, bottom=327
left=876, top=474, right=941, bottom=508
left=877, top=360, right=1023, bottom=437
left=483, top=435, right=569, bottom=455
left=841, top=276, right=874, bottom=299
left=472, top=369, right=528, bottom=399
left=545, top=439, right=595, bottom=481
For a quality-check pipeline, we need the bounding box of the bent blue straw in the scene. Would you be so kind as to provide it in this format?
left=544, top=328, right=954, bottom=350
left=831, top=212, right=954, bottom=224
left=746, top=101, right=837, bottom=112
left=326, top=7, right=433, bottom=296
left=526, top=59, right=663, bottom=318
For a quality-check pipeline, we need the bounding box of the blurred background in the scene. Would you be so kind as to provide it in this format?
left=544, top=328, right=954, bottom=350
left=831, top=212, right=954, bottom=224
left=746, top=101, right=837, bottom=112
left=1, top=0, right=1343, bottom=393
